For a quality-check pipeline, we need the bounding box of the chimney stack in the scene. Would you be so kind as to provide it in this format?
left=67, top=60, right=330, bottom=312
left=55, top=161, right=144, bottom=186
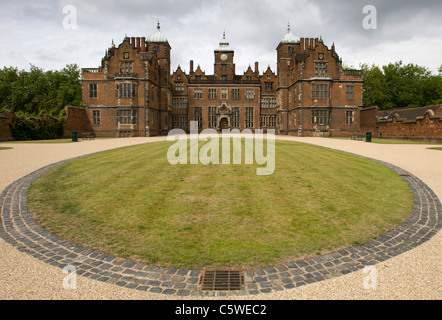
left=255, top=62, right=259, bottom=75
left=141, top=37, right=146, bottom=51
left=190, top=60, right=194, bottom=74
left=131, top=37, right=135, bottom=47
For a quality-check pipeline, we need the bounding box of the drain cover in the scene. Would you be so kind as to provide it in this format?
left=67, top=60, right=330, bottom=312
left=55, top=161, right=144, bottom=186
left=199, top=270, right=244, bottom=291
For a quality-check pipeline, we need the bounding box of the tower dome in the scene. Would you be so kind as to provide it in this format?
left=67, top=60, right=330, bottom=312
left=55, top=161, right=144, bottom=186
left=280, top=23, right=300, bottom=44
left=147, top=22, right=168, bottom=43
left=216, top=31, right=233, bottom=52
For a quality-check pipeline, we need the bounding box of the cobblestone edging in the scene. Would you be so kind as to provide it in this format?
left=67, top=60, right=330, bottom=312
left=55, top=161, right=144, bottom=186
left=0, top=154, right=441, bottom=297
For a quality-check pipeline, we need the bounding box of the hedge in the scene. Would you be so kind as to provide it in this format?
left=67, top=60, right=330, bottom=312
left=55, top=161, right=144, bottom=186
left=11, top=115, right=64, bottom=141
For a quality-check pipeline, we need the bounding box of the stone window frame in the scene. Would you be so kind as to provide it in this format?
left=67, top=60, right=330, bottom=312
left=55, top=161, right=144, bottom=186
left=119, top=61, right=133, bottom=75
left=194, top=107, right=203, bottom=129
left=311, top=84, right=328, bottom=100
left=231, top=88, right=241, bottom=100
left=172, top=97, right=188, bottom=109
left=194, top=88, right=203, bottom=99
left=116, top=83, right=137, bottom=98
left=89, top=84, right=98, bottom=99
left=208, top=88, right=217, bottom=100
left=117, top=109, right=137, bottom=125
left=346, top=85, right=354, bottom=100
left=246, top=89, right=255, bottom=100
left=174, top=82, right=184, bottom=91
left=92, top=110, right=101, bottom=126
left=245, top=107, right=254, bottom=128
left=208, top=106, right=217, bottom=128
left=264, top=82, right=273, bottom=92
left=261, top=115, right=276, bottom=127
left=345, top=110, right=355, bottom=125
left=231, top=107, right=240, bottom=128
left=171, top=114, right=188, bottom=129
left=314, top=62, right=327, bottom=76
left=221, top=88, right=228, bottom=100
left=311, top=109, right=329, bottom=126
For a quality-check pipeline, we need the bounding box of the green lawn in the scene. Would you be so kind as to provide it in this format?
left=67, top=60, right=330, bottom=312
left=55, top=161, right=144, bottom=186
left=28, top=139, right=413, bottom=269
left=0, top=147, right=12, bottom=150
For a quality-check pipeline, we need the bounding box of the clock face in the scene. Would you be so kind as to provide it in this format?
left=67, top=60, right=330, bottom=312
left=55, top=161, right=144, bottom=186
left=220, top=53, right=228, bottom=61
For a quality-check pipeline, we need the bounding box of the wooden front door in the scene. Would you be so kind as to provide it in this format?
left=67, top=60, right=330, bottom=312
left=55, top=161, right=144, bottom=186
left=220, top=118, right=229, bottom=130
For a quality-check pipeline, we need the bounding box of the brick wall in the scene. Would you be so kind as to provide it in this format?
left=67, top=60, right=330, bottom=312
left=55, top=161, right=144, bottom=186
left=0, top=110, right=15, bottom=141
left=377, top=106, right=442, bottom=143
left=360, top=106, right=378, bottom=135
left=63, top=106, right=92, bottom=138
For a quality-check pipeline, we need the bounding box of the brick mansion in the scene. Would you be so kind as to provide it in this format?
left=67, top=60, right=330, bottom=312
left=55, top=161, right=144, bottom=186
left=79, top=23, right=364, bottom=137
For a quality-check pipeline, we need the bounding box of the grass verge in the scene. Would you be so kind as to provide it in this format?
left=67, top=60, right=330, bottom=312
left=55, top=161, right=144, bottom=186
left=28, top=139, right=413, bottom=269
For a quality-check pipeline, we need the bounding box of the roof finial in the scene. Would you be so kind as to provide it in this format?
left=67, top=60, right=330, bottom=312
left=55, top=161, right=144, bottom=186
left=288, top=22, right=291, bottom=32
left=157, top=20, right=160, bottom=31
left=223, top=30, right=226, bottom=39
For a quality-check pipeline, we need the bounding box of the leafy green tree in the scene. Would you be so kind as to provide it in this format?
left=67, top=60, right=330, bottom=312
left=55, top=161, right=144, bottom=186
left=361, top=61, right=442, bottom=110
left=0, top=64, right=82, bottom=119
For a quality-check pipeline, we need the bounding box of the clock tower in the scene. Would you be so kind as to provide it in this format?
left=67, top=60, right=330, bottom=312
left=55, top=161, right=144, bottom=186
left=214, top=32, right=235, bottom=80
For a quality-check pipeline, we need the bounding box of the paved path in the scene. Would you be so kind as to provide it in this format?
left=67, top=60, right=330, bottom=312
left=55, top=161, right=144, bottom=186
left=0, top=137, right=441, bottom=299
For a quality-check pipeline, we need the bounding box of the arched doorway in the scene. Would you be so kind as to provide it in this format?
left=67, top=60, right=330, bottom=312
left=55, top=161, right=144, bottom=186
left=220, top=117, right=229, bottom=130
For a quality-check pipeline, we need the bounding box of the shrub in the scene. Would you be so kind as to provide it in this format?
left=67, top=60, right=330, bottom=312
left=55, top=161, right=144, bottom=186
left=11, top=114, right=64, bottom=141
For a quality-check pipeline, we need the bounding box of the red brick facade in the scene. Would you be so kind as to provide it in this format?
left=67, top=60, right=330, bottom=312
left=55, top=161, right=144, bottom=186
left=80, top=24, right=364, bottom=137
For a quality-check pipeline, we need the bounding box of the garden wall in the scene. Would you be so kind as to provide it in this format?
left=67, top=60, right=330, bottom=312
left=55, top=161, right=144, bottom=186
left=376, top=105, right=442, bottom=143
left=62, top=106, right=92, bottom=138
left=0, top=110, right=16, bottom=141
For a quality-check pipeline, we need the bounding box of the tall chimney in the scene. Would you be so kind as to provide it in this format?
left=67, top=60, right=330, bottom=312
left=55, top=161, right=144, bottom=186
left=255, top=62, right=259, bottom=75
left=190, top=60, right=194, bottom=74
left=131, top=37, right=135, bottom=47
left=136, top=37, right=140, bottom=49
left=309, top=38, right=313, bottom=49
left=300, top=38, right=305, bottom=51
left=141, top=37, right=146, bottom=51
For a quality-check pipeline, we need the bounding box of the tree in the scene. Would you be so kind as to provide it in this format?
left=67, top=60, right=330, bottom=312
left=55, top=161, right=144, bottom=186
left=361, top=61, right=442, bottom=110
left=0, top=64, right=82, bottom=119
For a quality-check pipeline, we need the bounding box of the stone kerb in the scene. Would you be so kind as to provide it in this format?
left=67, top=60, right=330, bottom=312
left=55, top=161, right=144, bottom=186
left=0, top=150, right=440, bottom=297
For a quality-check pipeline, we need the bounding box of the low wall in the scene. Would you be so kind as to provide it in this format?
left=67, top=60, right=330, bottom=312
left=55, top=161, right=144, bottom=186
left=377, top=110, right=442, bottom=143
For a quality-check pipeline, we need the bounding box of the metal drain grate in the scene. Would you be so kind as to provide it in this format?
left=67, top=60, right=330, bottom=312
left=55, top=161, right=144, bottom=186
left=199, top=270, right=244, bottom=291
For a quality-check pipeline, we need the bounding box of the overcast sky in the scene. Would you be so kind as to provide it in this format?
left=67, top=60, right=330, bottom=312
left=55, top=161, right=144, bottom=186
left=1, top=0, right=441, bottom=75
